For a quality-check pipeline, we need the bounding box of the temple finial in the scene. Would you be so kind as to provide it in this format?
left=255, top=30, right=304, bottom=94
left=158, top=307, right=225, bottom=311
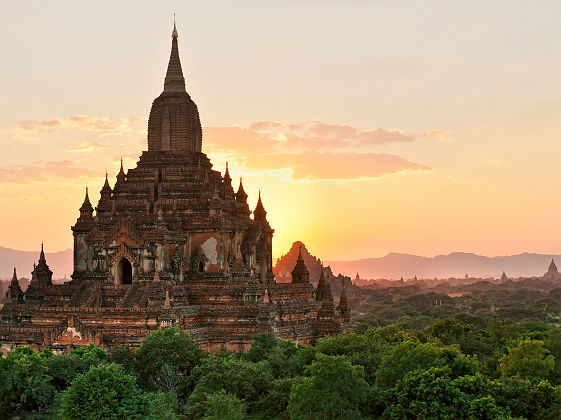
left=39, top=243, right=46, bottom=263
left=172, top=14, right=178, bottom=38
left=164, top=16, right=185, bottom=93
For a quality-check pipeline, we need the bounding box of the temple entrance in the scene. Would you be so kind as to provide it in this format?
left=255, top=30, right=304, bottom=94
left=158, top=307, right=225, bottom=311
left=117, top=258, right=133, bottom=285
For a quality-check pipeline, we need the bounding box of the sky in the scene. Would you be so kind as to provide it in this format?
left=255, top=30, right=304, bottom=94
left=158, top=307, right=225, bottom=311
left=0, top=1, right=560, bottom=261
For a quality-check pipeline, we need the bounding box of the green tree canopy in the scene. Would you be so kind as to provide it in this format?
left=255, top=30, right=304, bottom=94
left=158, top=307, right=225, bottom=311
left=135, top=326, right=206, bottom=397
left=375, top=341, right=478, bottom=389
left=499, top=339, right=555, bottom=382
left=0, top=346, right=54, bottom=416
left=188, top=353, right=273, bottom=417
left=288, top=354, right=370, bottom=420
left=57, top=362, right=147, bottom=419
left=384, top=367, right=508, bottom=420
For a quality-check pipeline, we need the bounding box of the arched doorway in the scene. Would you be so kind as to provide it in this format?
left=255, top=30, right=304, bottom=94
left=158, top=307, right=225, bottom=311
left=117, top=258, right=133, bottom=285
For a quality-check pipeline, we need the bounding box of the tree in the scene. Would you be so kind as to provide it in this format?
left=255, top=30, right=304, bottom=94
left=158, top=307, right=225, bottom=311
left=0, top=346, right=54, bottom=415
left=493, top=378, right=561, bottom=419
left=188, top=354, right=272, bottom=417
left=109, top=345, right=136, bottom=375
left=57, top=362, right=148, bottom=419
left=135, top=327, right=206, bottom=397
left=45, top=353, right=82, bottom=391
left=197, top=390, right=247, bottom=420
left=425, top=318, right=465, bottom=345
left=375, top=341, right=478, bottom=389
left=245, top=333, right=278, bottom=362
left=288, top=354, right=369, bottom=420
left=45, top=343, right=108, bottom=392
left=544, top=329, right=561, bottom=385
left=499, top=339, right=554, bottom=382
left=144, top=391, right=181, bottom=420
left=316, top=329, right=388, bottom=384
left=384, top=367, right=508, bottom=420
left=253, top=377, right=300, bottom=419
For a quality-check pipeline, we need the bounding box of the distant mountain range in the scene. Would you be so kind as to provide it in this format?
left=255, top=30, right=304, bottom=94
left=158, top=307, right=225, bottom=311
left=1, top=245, right=559, bottom=282
left=325, top=252, right=561, bottom=280
left=0, top=245, right=73, bottom=280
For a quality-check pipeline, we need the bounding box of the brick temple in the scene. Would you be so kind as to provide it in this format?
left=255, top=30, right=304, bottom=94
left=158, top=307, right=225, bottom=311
left=0, top=23, right=351, bottom=354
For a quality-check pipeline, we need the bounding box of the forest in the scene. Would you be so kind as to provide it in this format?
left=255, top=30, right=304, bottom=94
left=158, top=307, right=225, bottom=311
left=3, top=283, right=561, bottom=419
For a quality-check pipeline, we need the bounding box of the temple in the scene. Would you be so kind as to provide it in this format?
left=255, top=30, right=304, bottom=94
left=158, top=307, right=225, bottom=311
left=543, top=259, right=561, bottom=281
left=0, top=23, right=351, bottom=354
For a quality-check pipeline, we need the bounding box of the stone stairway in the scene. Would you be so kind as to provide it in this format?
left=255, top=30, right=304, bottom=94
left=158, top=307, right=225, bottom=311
left=121, top=284, right=148, bottom=307
left=69, top=283, right=96, bottom=307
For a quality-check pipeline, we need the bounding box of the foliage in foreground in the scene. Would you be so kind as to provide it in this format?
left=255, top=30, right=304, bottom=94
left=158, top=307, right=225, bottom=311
left=2, top=319, right=561, bottom=419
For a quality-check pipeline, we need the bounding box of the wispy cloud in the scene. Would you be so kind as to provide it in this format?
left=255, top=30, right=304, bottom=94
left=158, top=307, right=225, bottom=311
left=241, top=151, right=429, bottom=180
left=67, top=141, right=107, bottom=153
left=8, top=116, right=435, bottom=181
left=0, top=161, right=103, bottom=183
left=423, top=129, right=451, bottom=141
left=17, top=115, right=142, bottom=136
left=205, top=120, right=432, bottom=180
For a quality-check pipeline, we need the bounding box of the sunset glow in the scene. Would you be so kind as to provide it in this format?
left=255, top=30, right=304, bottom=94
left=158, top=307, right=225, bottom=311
left=1, top=1, right=560, bottom=260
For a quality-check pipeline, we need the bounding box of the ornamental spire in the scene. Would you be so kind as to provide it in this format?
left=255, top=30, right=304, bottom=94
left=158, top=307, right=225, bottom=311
left=103, top=171, right=111, bottom=189
left=164, top=17, right=186, bottom=93
left=172, top=14, right=178, bottom=37
left=79, top=186, right=94, bottom=219
left=116, top=158, right=126, bottom=184
left=254, top=190, right=267, bottom=222
left=236, top=178, right=248, bottom=202
left=291, top=247, right=309, bottom=283
left=223, top=162, right=232, bottom=183
left=39, top=243, right=46, bottom=263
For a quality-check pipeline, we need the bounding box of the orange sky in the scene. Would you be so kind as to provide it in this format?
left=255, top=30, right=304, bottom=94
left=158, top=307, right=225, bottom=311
left=1, top=2, right=560, bottom=260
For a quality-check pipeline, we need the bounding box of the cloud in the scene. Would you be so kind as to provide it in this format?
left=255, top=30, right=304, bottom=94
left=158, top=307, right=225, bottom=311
left=423, top=129, right=450, bottom=141
left=17, top=115, right=142, bottom=135
left=241, top=152, right=430, bottom=180
left=9, top=116, right=435, bottom=181
left=0, top=161, right=104, bottom=183
left=205, top=120, right=432, bottom=180
left=67, top=141, right=107, bottom=153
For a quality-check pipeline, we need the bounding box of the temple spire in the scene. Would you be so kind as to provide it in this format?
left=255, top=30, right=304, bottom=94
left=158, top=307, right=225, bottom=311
left=223, top=162, right=232, bottom=183
left=236, top=178, right=248, bottom=202
left=116, top=158, right=126, bottom=184
left=291, top=245, right=310, bottom=283
left=172, top=14, right=178, bottom=37
left=164, top=17, right=186, bottom=93
left=103, top=171, right=110, bottom=189
left=337, top=279, right=351, bottom=321
left=254, top=190, right=267, bottom=222
left=79, top=186, right=93, bottom=219
left=39, top=243, right=46, bottom=263
left=316, top=265, right=333, bottom=301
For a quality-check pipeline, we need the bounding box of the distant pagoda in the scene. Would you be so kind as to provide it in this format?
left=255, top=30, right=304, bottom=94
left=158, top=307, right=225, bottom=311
left=543, top=258, right=561, bottom=281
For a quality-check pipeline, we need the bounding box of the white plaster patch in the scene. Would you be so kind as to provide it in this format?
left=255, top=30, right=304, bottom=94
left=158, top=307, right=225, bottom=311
left=67, top=327, right=82, bottom=339
left=201, top=237, right=218, bottom=264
